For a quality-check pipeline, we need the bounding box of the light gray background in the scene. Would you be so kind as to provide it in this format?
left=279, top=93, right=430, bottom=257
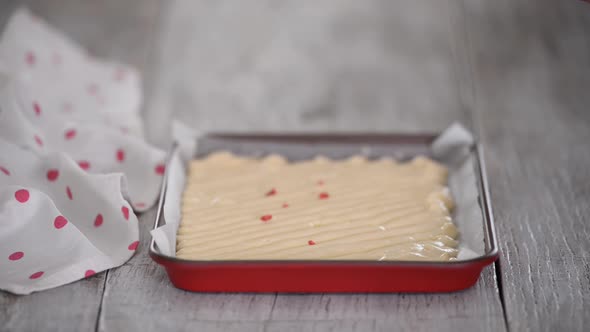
left=1, top=1, right=589, bottom=331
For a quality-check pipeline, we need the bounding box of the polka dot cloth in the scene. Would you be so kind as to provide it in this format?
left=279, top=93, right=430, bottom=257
left=0, top=9, right=197, bottom=295
left=0, top=9, right=166, bottom=212
left=0, top=141, right=139, bottom=294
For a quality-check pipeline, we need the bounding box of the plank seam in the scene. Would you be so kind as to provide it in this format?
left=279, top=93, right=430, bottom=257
left=494, top=260, right=509, bottom=331
left=94, top=270, right=109, bottom=332
left=452, top=0, right=510, bottom=329
left=262, top=293, right=279, bottom=332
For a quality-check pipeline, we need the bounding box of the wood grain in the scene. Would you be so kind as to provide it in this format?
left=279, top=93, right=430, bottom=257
left=0, top=275, right=107, bottom=332
left=101, top=2, right=506, bottom=331
left=464, top=0, right=590, bottom=330
left=99, top=210, right=505, bottom=332
left=0, top=0, right=509, bottom=331
left=5, top=0, right=590, bottom=330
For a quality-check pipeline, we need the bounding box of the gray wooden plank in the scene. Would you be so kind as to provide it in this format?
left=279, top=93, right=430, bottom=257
left=100, top=209, right=278, bottom=332
left=0, top=275, right=107, bottom=332
left=0, top=1, right=161, bottom=332
left=464, top=0, right=590, bottom=331
left=101, top=210, right=505, bottom=332
left=102, top=1, right=506, bottom=331
left=268, top=271, right=504, bottom=331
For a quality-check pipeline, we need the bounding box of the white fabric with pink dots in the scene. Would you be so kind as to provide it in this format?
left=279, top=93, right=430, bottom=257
left=0, top=140, right=139, bottom=294
left=0, top=9, right=174, bottom=294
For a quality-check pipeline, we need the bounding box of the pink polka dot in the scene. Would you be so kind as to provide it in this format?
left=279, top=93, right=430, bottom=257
left=62, top=102, right=73, bottom=113
left=64, top=129, right=77, bottom=140
left=96, top=95, right=106, bottom=106
left=94, top=214, right=103, bottom=227
left=34, top=135, right=43, bottom=147
left=66, top=186, right=73, bottom=200
left=78, top=161, right=91, bottom=171
left=29, top=271, right=44, bottom=279
left=128, top=241, right=139, bottom=251
left=120, top=127, right=129, bottom=134
left=0, top=166, right=10, bottom=176
left=116, top=149, right=125, bottom=162
left=9, top=251, right=24, bottom=261
left=122, top=206, right=130, bottom=220
left=114, top=68, right=127, bottom=81
left=155, top=164, right=165, bottom=175
left=52, top=53, right=62, bottom=65
left=33, top=102, right=41, bottom=116
left=134, top=202, right=146, bottom=209
left=14, top=189, right=29, bottom=203
left=84, top=270, right=96, bottom=278
left=46, top=169, right=59, bottom=182
left=25, top=51, right=36, bottom=66
left=87, top=83, right=98, bottom=95
left=54, top=215, right=68, bottom=229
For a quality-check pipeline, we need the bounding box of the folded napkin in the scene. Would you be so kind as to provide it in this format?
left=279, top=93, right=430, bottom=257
left=0, top=8, right=173, bottom=294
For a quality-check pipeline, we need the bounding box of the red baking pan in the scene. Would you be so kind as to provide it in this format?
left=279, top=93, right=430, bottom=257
left=149, top=133, right=499, bottom=293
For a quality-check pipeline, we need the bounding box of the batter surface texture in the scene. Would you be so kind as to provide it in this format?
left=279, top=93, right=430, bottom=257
left=177, top=152, right=459, bottom=261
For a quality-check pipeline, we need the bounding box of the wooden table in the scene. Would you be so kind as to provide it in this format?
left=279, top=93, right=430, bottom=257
left=1, top=1, right=589, bottom=331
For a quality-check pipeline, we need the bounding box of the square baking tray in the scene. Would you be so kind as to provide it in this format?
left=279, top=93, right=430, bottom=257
left=149, top=133, right=499, bottom=293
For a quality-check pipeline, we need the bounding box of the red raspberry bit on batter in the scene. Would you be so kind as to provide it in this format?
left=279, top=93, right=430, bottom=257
left=260, top=214, right=273, bottom=222
left=308, top=240, right=316, bottom=246
left=282, top=203, right=289, bottom=208
left=318, top=192, right=330, bottom=200
left=265, top=188, right=277, bottom=197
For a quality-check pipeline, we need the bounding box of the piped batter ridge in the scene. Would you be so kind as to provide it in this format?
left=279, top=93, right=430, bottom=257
left=176, top=152, right=459, bottom=261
